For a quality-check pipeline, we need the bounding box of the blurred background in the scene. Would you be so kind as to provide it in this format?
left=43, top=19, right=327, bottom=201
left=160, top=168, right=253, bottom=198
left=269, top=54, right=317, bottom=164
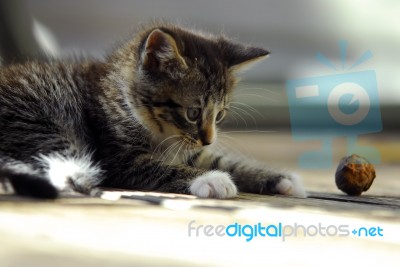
left=0, top=0, right=399, bottom=131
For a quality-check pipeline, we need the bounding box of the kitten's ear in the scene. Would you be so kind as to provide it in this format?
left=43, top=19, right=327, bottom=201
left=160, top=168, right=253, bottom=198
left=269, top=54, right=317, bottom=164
left=142, top=29, right=187, bottom=72
left=221, top=40, right=270, bottom=70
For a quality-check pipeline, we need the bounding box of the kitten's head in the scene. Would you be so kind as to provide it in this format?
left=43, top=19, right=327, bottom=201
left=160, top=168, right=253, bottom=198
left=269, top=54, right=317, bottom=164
left=127, top=24, right=269, bottom=148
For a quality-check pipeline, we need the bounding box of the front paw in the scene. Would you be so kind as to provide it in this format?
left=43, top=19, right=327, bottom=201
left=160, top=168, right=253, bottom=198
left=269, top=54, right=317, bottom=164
left=190, top=171, right=237, bottom=199
left=276, top=173, right=307, bottom=198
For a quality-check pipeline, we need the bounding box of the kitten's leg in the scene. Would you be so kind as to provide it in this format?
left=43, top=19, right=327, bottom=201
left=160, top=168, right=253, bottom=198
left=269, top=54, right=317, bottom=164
left=0, top=135, right=102, bottom=197
left=0, top=97, right=102, bottom=197
left=36, top=151, right=102, bottom=194
left=0, top=154, right=58, bottom=198
left=189, top=148, right=307, bottom=198
left=100, top=151, right=237, bottom=199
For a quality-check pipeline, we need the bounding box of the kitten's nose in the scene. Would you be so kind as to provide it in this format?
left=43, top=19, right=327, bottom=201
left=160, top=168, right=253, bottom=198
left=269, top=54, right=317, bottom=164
left=201, top=139, right=212, bottom=146
left=199, top=126, right=215, bottom=146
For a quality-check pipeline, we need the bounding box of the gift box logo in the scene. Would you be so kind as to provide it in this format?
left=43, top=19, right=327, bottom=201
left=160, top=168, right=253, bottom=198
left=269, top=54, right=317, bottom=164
left=286, top=41, right=382, bottom=168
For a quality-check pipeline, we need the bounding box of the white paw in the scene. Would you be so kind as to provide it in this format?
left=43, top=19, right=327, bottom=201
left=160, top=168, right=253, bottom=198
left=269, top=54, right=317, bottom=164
left=38, top=153, right=101, bottom=192
left=190, top=171, right=237, bottom=199
left=276, top=173, right=307, bottom=198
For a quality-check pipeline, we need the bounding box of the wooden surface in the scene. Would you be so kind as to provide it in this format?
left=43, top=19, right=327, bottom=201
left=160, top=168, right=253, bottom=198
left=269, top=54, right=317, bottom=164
left=0, top=132, right=399, bottom=267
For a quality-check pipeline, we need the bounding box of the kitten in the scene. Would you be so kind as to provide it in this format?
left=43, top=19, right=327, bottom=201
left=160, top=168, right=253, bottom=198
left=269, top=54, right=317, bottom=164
left=0, top=23, right=306, bottom=199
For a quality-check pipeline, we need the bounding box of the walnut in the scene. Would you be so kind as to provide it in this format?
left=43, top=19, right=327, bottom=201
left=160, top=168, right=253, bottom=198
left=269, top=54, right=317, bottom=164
left=335, top=154, right=376, bottom=196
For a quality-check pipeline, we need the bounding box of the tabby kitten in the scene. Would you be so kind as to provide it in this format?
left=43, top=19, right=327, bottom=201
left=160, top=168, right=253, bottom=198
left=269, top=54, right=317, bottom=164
left=0, top=23, right=306, bottom=199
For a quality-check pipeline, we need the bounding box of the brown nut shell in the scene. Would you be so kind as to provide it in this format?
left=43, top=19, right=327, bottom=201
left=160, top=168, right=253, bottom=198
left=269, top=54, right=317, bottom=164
left=335, top=154, right=376, bottom=196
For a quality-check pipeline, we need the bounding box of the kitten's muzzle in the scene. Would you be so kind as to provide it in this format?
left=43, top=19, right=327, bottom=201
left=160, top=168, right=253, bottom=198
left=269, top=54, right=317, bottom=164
left=201, top=139, right=212, bottom=146
left=199, top=127, right=215, bottom=146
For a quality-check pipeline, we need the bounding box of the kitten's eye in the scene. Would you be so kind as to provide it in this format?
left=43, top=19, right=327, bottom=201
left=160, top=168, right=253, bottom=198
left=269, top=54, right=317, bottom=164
left=186, top=108, right=201, bottom=122
left=216, top=110, right=226, bottom=123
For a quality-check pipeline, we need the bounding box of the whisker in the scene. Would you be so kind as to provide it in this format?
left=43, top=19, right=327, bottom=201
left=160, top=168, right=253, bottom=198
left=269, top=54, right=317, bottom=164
left=169, top=140, right=184, bottom=165
left=230, top=105, right=257, bottom=125
left=221, top=130, right=277, bottom=134
left=223, top=110, right=239, bottom=127
left=234, top=93, right=279, bottom=103
left=236, top=85, right=281, bottom=96
left=230, top=101, right=265, bottom=120
left=150, top=135, right=181, bottom=159
left=159, top=141, right=180, bottom=162
left=217, top=133, right=250, bottom=156
left=186, top=149, right=201, bottom=166
left=152, top=140, right=181, bottom=174
left=229, top=109, right=248, bottom=127
left=183, top=134, right=197, bottom=145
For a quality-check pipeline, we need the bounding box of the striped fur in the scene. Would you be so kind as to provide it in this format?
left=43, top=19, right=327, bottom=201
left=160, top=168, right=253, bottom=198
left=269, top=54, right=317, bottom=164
left=0, top=23, right=306, bottom=199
